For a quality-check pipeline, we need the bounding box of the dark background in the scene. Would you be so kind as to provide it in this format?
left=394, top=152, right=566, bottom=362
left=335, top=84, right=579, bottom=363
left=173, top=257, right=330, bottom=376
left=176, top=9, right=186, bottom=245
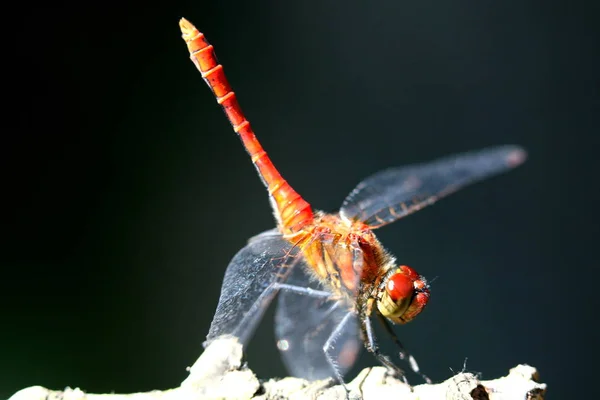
left=3, top=1, right=598, bottom=398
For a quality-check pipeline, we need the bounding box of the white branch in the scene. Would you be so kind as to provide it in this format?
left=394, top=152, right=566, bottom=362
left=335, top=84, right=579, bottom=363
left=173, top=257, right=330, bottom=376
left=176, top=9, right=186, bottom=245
left=9, top=337, right=546, bottom=400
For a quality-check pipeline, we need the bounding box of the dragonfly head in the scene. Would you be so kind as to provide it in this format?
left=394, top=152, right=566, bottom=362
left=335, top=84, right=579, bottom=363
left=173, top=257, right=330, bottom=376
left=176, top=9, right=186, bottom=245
left=377, top=265, right=430, bottom=324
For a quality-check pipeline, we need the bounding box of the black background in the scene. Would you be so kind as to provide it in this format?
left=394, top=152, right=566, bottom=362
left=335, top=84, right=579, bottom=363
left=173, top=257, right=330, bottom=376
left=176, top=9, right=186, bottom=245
left=3, top=1, right=598, bottom=399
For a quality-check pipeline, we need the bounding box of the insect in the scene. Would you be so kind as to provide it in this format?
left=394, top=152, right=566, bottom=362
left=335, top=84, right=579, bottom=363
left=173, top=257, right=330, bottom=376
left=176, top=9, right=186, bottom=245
left=179, top=17, right=526, bottom=384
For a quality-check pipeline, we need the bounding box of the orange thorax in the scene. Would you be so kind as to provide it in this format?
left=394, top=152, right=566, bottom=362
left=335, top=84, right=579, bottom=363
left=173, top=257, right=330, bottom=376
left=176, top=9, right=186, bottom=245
left=290, top=213, right=391, bottom=301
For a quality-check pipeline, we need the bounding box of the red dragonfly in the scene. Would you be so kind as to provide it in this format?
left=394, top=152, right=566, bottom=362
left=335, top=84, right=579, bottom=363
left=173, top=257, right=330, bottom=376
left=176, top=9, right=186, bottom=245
left=179, top=18, right=526, bottom=384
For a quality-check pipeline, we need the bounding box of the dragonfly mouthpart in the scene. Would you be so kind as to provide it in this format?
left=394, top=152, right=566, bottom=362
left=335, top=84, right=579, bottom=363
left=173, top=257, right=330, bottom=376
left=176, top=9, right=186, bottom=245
left=377, top=265, right=430, bottom=324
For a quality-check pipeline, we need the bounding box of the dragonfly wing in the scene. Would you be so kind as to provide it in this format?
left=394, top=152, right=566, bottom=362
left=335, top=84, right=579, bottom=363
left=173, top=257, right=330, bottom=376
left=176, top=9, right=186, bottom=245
left=340, top=145, right=526, bottom=228
left=247, top=228, right=281, bottom=244
left=274, top=261, right=361, bottom=381
left=205, top=230, right=300, bottom=347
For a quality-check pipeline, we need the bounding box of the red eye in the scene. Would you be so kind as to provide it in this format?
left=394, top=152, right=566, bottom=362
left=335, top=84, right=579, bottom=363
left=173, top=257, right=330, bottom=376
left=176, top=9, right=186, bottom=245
left=399, top=264, right=419, bottom=281
left=379, top=265, right=430, bottom=324
left=386, top=271, right=414, bottom=303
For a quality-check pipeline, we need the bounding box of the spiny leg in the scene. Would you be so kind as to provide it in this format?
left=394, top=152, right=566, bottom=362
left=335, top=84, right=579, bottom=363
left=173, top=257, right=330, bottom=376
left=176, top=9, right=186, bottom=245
left=275, top=282, right=341, bottom=371
left=375, top=311, right=432, bottom=383
left=273, top=283, right=332, bottom=299
left=360, top=310, right=407, bottom=381
left=323, top=311, right=356, bottom=392
left=275, top=276, right=360, bottom=388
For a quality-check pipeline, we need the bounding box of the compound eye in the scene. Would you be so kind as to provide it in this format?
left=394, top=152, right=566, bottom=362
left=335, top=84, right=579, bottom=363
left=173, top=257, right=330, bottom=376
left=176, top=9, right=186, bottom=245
left=386, top=271, right=414, bottom=303
left=378, top=265, right=430, bottom=324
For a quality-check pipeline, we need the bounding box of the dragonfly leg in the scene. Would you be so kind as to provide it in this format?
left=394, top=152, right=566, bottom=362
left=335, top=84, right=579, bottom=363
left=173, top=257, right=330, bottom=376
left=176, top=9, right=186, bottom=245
left=323, top=311, right=356, bottom=392
left=273, top=283, right=332, bottom=299
left=375, top=311, right=432, bottom=383
left=360, top=309, right=407, bottom=381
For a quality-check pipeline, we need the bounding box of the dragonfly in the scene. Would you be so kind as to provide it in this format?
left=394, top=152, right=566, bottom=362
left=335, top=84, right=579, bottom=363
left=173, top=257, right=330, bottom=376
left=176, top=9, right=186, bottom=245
left=179, top=18, right=526, bottom=385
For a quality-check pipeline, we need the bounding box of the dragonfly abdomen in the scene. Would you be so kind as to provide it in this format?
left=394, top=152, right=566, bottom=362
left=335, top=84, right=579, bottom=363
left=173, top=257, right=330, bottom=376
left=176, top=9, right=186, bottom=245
left=180, top=18, right=313, bottom=234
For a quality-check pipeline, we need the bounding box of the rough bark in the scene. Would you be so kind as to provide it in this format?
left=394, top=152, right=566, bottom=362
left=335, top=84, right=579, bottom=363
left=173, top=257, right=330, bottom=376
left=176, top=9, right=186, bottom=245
left=9, top=337, right=547, bottom=400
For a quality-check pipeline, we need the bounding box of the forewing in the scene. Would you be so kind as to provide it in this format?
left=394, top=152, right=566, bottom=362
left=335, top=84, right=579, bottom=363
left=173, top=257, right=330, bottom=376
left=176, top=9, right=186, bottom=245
left=274, top=260, right=361, bottom=381
left=340, top=145, right=526, bottom=228
left=206, top=230, right=299, bottom=346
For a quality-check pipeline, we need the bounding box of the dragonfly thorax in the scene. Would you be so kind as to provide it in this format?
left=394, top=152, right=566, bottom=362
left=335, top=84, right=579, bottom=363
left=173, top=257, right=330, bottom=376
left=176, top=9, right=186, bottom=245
left=296, top=213, right=394, bottom=300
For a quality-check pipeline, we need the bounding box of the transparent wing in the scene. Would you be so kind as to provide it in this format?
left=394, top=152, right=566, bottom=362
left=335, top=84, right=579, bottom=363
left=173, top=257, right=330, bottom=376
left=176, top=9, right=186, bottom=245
left=274, top=259, right=361, bottom=381
left=340, top=145, right=526, bottom=228
left=205, top=229, right=300, bottom=346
